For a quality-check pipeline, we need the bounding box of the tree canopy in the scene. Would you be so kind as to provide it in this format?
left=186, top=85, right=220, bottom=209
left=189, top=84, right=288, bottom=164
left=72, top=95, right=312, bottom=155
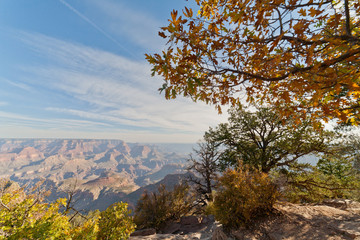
left=203, top=107, right=333, bottom=172
left=146, top=0, right=360, bottom=123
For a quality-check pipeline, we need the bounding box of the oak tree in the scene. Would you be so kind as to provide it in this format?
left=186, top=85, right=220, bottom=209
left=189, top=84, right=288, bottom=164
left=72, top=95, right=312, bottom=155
left=146, top=0, right=360, bottom=123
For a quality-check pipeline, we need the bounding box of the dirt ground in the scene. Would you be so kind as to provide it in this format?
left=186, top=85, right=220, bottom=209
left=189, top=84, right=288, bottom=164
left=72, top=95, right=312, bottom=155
left=130, top=199, right=360, bottom=240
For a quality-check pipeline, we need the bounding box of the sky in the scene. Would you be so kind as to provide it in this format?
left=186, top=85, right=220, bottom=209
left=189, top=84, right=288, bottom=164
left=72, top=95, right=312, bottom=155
left=0, top=0, right=228, bottom=143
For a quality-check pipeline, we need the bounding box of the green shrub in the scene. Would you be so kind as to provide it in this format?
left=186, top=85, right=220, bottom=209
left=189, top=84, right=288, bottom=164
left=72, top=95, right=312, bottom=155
left=134, top=184, right=195, bottom=231
left=0, top=180, right=72, bottom=240
left=70, top=211, right=100, bottom=240
left=0, top=179, right=137, bottom=240
left=210, top=167, right=279, bottom=229
left=96, top=202, right=136, bottom=240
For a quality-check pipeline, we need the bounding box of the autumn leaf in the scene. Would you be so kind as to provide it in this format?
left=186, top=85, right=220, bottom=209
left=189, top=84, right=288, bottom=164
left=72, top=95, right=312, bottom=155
left=147, top=0, right=360, bottom=124
left=298, top=8, right=307, bottom=16
left=158, top=32, right=166, bottom=38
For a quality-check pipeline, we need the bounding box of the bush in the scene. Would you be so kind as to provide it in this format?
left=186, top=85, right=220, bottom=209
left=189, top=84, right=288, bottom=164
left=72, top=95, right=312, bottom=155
left=0, top=196, right=72, bottom=239
left=0, top=180, right=72, bottom=240
left=70, top=218, right=98, bottom=240
left=70, top=211, right=100, bottom=240
left=97, top=202, right=136, bottom=240
left=210, top=166, right=279, bottom=229
left=134, top=184, right=195, bottom=231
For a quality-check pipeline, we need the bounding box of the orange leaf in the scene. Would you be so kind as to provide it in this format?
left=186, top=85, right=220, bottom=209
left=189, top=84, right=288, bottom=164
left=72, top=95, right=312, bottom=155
left=298, top=9, right=307, bottom=16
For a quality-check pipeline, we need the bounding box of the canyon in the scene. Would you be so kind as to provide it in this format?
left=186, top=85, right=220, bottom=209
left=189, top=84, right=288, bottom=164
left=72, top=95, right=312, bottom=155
left=0, top=139, right=193, bottom=210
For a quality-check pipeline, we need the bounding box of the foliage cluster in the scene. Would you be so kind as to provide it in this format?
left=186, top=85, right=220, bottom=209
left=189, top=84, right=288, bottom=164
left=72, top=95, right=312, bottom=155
left=0, top=180, right=71, bottom=240
left=208, top=166, right=279, bottom=229
left=97, top=202, right=136, bottom=240
left=134, top=183, right=195, bottom=231
left=0, top=180, right=136, bottom=240
left=147, top=0, right=360, bottom=124
left=273, top=124, right=360, bottom=203
left=204, top=107, right=332, bottom=173
left=280, top=154, right=360, bottom=203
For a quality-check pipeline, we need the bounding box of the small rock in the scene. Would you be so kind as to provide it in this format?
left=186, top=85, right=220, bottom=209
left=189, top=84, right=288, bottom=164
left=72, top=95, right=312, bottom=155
left=323, top=199, right=348, bottom=209
left=131, top=228, right=156, bottom=236
left=163, top=222, right=181, bottom=234
left=201, top=215, right=215, bottom=224
left=181, top=216, right=201, bottom=225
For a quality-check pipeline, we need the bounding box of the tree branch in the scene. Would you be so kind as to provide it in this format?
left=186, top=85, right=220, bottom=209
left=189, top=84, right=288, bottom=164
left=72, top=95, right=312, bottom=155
left=0, top=199, right=10, bottom=211
left=344, top=0, right=351, bottom=36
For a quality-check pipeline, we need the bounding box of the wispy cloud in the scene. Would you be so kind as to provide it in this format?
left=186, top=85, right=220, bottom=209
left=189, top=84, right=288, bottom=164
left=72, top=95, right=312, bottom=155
left=2, top=78, right=32, bottom=92
left=8, top=30, right=227, bottom=142
left=0, top=110, right=110, bottom=129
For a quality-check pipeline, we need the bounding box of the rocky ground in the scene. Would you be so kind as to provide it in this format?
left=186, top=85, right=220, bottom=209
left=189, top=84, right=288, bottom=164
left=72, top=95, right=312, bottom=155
left=130, top=199, right=360, bottom=240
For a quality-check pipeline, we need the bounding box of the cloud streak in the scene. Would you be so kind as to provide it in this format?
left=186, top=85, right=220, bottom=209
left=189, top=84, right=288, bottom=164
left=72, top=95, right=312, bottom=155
left=58, top=0, right=137, bottom=58
left=7, top=30, right=227, bottom=142
left=0, top=110, right=111, bottom=129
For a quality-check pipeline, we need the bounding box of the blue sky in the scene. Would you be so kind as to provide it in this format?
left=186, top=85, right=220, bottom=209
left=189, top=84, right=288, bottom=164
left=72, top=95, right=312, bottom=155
left=0, top=0, right=227, bottom=143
